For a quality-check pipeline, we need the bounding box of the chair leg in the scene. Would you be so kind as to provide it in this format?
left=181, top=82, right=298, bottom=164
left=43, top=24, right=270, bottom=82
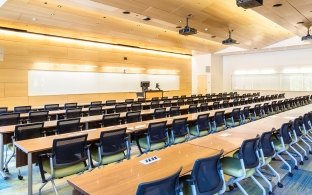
left=256, top=169, right=273, bottom=193
left=285, top=150, right=298, bottom=168
left=51, top=179, right=59, bottom=195
left=300, top=137, right=312, bottom=154
left=276, top=153, right=292, bottom=176
left=295, top=142, right=308, bottom=160
left=251, top=175, right=266, bottom=195
left=235, top=182, right=248, bottom=195
left=290, top=145, right=303, bottom=164
left=4, top=148, right=15, bottom=172
left=39, top=181, right=49, bottom=195
left=267, top=164, right=283, bottom=187
left=191, top=184, right=197, bottom=195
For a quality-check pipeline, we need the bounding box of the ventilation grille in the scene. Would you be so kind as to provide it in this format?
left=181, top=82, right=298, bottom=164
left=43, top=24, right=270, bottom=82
left=205, top=66, right=211, bottom=73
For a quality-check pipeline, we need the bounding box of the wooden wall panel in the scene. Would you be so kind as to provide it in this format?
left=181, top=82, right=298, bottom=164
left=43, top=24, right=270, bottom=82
left=0, top=34, right=192, bottom=108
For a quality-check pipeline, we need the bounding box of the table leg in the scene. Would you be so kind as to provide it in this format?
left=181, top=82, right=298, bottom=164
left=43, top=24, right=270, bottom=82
left=27, top=153, right=33, bottom=195
left=0, top=133, right=8, bottom=179
left=134, top=132, right=143, bottom=155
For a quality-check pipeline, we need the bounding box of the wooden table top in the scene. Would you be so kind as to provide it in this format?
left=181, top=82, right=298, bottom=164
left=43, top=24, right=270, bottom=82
left=67, top=143, right=220, bottom=195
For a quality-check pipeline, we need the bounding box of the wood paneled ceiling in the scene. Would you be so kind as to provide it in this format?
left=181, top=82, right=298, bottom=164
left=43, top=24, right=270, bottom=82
left=0, top=0, right=311, bottom=53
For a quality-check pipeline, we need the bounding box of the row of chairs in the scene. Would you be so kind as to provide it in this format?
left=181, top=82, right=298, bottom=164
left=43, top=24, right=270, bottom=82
left=34, top=110, right=312, bottom=195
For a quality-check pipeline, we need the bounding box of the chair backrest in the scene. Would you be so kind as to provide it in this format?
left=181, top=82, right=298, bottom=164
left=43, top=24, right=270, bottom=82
left=14, top=106, right=31, bottom=113
left=243, top=106, right=250, bottom=118
left=44, top=104, right=59, bottom=111
left=172, top=118, right=188, bottom=137
left=199, top=103, right=208, bottom=112
left=197, top=114, right=210, bottom=132
left=239, top=137, right=260, bottom=169
left=154, top=108, right=166, bottom=119
left=172, top=96, right=179, bottom=100
left=169, top=107, right=180, bottom=117
left=66, top=108, right=82, bottom=119
left=56, top=118, right=81, bottom=134
left=64, top=103, right=77, bottom=109
left=0, top=113, right=20, bottom=126
left=0, top=107, right=8, bottom=114
left=14, top=122, right=44, bottom=141
left=126, top=111, right=141, bottom=123
left=186, top=98, right=193, bottom=105
left=88, top=106, right=103, bottom=116
left=152, top=97, right=159, bottom=101
left=131, top=103, right=142, bottom=111
left=259, top=131, right=275, bottom=157
left=90, top=101, right=102, bottom=106
left=254, top=104, right=262, bottom=116
left=188, top=104, right=198, bottom=114
left=29, top=111, right=49, bottom=123
left=177, top=99, right=184, bottom=106
left=147, top=121, right=167, bottom=143
left=163, top=100, right=171, bottom=108
left=106, top=100, right=117, bottom=106
left=231, top=108, right=241, bottom=122
left=222, top=100, right=229, bottom=108
left=239, top=99, right=245, bottom=105
left=214, top=111, right=225, bottom=126
left=52, top=134, right=88, bottom=166
left=262, top=103, right=269, bottom=113
left=212, top=102, right=219, bottom=109
left=233, top=99, right=239, bottom=106
left=125, top=99, right=134, bottom=104
left=279, top=122, right=292, bottom=144
left=162, top=96, right=169, bottom=100
left=136, top=167, right=182, bottom=195
left=138, top=98, right=146, bottom=103
left=99, top=128, right=127, bottom=155
left=151, top=101, right=160, bottom=109
left=191, top=150, right=224, bottom=195
left=247, top=97, right=253, bottom=104
left=102, top=113, right=120, bottom=127
left=180, top=95, right=186, bottom=99
left=115, top=103, right=128, bottom=113
left=191, top=94, right=196, bottom=97
left=292, top=117, right=303, bottom=137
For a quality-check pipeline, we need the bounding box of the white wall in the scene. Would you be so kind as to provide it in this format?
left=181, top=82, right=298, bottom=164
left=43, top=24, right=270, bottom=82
left=223, top=47, right=312, bottom=97
left=192, top=53, right=211, bottom=94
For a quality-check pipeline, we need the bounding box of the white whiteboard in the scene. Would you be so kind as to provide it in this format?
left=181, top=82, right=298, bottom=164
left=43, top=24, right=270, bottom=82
left=28, top=70, right=180, bottom=96
left=232, top=73, right=312, bottom=91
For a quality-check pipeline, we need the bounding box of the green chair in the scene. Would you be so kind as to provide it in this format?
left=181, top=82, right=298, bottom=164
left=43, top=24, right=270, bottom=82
left=38, top=134, right=91, bottom=195
left=91, top=127, right=130, bottom=167
left=211, top=111, right=227, bottom=133
left=138, top=121, right=169, bottom=153
left=170, top=117, right=190, bottom=145
left=189, top=114, right=211, bottom=137
left=221, top=137, right=266, bottom=195
left=226, top=108, right=242, bottom=128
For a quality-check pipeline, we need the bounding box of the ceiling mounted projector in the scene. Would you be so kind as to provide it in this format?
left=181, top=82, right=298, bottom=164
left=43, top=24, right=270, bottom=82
left=222, top=30, right=239, bottom=45
left=179, top=14, right=197, bottom=36
left=236, top=0, right=263, bottom=9
left=302, top=27, right=312, bottom=41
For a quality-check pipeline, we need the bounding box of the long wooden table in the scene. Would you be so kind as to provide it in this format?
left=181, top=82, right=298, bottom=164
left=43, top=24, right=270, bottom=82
left=67, top=104, right=311, bottom=195
left=12, top=98, right=290, bottom=194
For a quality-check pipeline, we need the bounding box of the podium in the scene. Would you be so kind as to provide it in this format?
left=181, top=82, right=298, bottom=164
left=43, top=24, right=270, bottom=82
left=145, top=90, right=163, bottom=99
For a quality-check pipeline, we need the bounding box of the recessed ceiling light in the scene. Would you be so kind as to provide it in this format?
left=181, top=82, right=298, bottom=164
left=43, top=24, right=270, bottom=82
left=179, top=20, right=182, bottom=23
left=51, top=13, right=55, bottom=16
left=57, top=5, right=62, bottom=8
left=103, top=16, right=106, bottom=19
left=32, top=17, right=37, bottom=21
left=176, top=26, right=182, bottom=29
left=297, top=22, right=304, bottom=24
left=204, top=28, right=208, bottom=31
left=273, top=3, right=283, bottom=7
left=44, top=2, right=47, bottom=4
left=143, top=17, right=151, bottom=21
left=123, top=11, right=130, bottom=14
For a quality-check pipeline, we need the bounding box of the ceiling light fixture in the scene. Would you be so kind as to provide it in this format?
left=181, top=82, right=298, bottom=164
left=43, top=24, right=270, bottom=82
left=143, top=17, right=151, bottom=21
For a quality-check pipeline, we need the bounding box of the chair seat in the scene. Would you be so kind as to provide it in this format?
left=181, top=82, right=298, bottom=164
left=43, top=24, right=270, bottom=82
left=273, top=139, right=289, bottom=152
left=171, top=136, right=187, bottom=144
left=42, top=159, right=86, bottom=178
left=221, top=157, right=255, bottom=178
left=226, top=119, right=240, bottom=127
left=189, top=126, right=209, bottom=137
left=138, top=137, right=166, bottom=151
left=243, top=118, right=251, bottom=123
left=7, top=143, right=14, bottom=151
left=251, top=116, right=261, bottom=120
left=260, top=157, right=272, bottom=165
left=91, top=148, right=125, bottom=165
left=212, top=125, right=226, bottom=133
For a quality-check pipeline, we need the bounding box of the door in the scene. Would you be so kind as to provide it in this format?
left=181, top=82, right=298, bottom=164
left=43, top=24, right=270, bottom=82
left=197, top=75, right=208, bottom=94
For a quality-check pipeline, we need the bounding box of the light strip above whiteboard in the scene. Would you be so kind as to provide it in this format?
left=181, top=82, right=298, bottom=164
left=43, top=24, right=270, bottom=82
left=28, top=70, right=180, bottom=96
